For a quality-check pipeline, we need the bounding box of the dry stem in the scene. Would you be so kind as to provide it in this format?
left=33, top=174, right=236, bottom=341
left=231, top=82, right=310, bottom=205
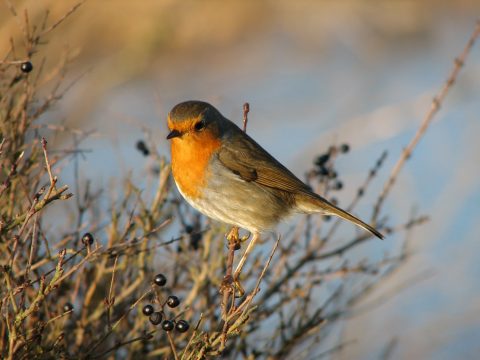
left=372, top=20, right=480, bottom=221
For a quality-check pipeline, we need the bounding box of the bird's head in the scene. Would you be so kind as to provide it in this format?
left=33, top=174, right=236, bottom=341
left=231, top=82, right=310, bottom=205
left=166, top=101, right=226, bottom=142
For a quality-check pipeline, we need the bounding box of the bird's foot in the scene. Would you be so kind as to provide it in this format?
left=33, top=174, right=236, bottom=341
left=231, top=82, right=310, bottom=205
left=226, top=226, right=239, bottom=242
left=239, top=233, right=251, bottom=245
left=219, top=274, right=244, bottom=297
left=226, top=227, right=250, bottom=250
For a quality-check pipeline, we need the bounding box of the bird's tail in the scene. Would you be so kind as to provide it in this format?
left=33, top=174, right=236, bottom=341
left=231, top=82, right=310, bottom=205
left=297, top=194, right=384, bottom=240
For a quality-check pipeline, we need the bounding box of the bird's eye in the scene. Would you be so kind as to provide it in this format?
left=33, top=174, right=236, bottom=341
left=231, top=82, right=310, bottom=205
left=194, top=120, right=206, bottom=131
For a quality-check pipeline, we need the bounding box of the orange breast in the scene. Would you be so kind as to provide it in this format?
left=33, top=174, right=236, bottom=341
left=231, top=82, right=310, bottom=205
left=170, top=132, right=222, bottom=199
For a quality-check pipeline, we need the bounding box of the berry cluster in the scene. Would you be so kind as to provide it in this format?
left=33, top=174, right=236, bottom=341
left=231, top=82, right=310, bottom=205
left=313, top=143, right=351, bottom=221
left=142, top=273, right=190, bottom=333
left=314, top=143, right=350, bottom=187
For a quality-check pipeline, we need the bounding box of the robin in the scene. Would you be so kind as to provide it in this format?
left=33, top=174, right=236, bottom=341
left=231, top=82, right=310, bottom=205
left=167, top=101, right=383, bottom=278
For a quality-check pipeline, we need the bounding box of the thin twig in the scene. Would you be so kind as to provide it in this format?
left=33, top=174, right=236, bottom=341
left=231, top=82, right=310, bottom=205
left=347, top=269, right=434, bottom=317
left=242, top=102, right=250, bottom=132
left=167, top=331, right=180, bottom=360
left=106, top=255, right=118, bottom=330
left=41, top=137, right=57, bottom=194
left=91, top=331, right=156, bottom=359
left=322, top=150, right=387, bottom=244
left=240, top=234, right=280, bottom=316
left=373, top=20, right=480, bottom=221
left=86, top=289, right=153, bottom=355
left=181, top=313, right=203, bottom=359
left=38, top=1, right=85, bottom=37
left=220, top=227, right=239, bottom=348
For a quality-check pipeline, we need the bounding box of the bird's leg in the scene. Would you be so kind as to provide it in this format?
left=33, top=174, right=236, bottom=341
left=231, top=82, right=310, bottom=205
left=232, top=232, right=260, bottom=296
left=234, top=232, right=259, bottom=276
left=220, top=227, right=240, bottom=292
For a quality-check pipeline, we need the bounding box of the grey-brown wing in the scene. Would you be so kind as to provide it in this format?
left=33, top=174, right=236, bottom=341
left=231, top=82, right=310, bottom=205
left=217, top=132, right=313, bottom=195
left=217, top=130, right=385, bottom=240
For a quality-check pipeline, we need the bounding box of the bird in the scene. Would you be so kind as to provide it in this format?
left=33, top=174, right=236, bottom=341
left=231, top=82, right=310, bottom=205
left=166, top=100, right=383, bottom=279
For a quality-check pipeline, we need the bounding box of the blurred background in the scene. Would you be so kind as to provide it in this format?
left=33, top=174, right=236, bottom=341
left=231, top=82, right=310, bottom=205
left=1, top=1, right=480, bottom=358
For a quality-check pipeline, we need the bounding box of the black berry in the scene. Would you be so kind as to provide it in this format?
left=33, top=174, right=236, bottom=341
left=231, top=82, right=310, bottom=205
left=334, top=181, right=343, bottom=190
left=166, top=295, right=180, bottom=308
left=162, top=320, right=174, bottom=331
left=154, top=274, right=167, bottom=287
left=175, top=320, right=190, bottom=333
left=63, top=302, right=73, bottom=312
left=142, top=304, right=154, bottom=316
left=149, top=312, right=163, bottom=325
left=324, top=215, right=332, bottom=222
left=330, top=197, right=338, bottom=206
left=317, top=166, right=329, bottom=176
left=357, top=188, right=365, bottom=197
left=20, top=61, right=33, bottom=73
left=340, top=144, right=350, bottom=153
left=314, top=153, right=330, bottom=167
left=82, top=233, right=94, bottom=246
left=136, top=140, right=150, bottom=156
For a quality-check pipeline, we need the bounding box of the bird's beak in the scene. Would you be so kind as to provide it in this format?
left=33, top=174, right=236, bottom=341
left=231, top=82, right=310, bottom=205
left=166, top=129, right=181, bottom=139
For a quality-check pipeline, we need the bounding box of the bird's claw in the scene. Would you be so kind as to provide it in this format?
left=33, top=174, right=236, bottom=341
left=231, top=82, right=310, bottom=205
left=219, top=274, right=245, bottom=297
left=220, top=274, right=234, bottom=294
